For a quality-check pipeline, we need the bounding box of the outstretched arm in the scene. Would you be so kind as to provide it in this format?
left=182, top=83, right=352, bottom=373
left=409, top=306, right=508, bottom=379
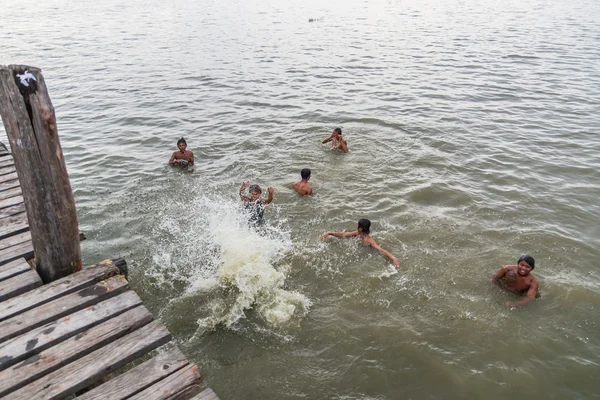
left=322, top=134, right=333, bottom=144
left=493, top=265, right=515, bottom=281
left=320, top=231, right=358, bottom=239
left=339, top=139, right=349, bottom=153
left=263, top=186, right=274, bottom=204
left=505, top=280, right=539, bottom=307
left=368, top=239, right=400, bottom=267
left=239, top=181, right=250, bottom=201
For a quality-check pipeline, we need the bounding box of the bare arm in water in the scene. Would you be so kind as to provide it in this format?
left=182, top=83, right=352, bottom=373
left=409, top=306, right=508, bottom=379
left=364, top=236, right=400, bottom=267
left=320, top=230, right=359, bottom=239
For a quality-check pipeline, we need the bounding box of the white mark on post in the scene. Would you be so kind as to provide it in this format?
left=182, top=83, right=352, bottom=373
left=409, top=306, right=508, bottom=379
left=16, top=70, right=37, bottom=87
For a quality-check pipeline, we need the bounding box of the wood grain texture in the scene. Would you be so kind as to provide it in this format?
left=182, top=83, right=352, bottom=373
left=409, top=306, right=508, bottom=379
left=9, top=320, right=171, bottom=400
left=0, top=230, right=31, bottom=250
left=0, top=186, right=22, bottom=200
left=0, top=290, right=143, bottom=370
left=0, top=202, right=25, bottom=219
left=0, top=66, right=82, bottom=283
left=0, top=165, right=16, bottom=176
left=127, top=363, right=202, bottom=400
left=0, top=259, right=121, bottom=322
left=0, top=178, right=20, bottom=192
left=0, top=239, right=34, bottom=265
left=0, top=213, right=28, bottom=240
left=0, top=306, right=154, bottom=398
left=77, top=347, right=190, bottom=400
left=0, top=274, right=128, bottom=343
left=0, top=258, right=31, bottom=281
left=0, top=269, right=41, bottom=302
left=0, top=171, right=17, bottom=183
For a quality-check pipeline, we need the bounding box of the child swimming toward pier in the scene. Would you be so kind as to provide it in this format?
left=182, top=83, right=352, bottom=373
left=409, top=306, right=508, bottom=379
left=168, top=137, right=194, bottom=167
left=239, top=181, right=274, bottom=226
left=320, top=218, right=400, bottom=267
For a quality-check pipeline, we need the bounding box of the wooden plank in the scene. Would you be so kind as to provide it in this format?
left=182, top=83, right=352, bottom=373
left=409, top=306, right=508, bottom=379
left=0, top=171, right=18, bottom=183
left=0, top=258, right=31, bottom=281
left=0, top=290, right=143, bottom=370
left=0, top=259, right=121, bottom=322
left=0, top=239, right=33, bottom=265
left=0, top=158, right=14, bottom=168
left=9, top=320, right=171, bottom=400
left=0, top=194, right=23, bottom=209
left=128, top=363, right=202, bottom=400
left=0, top=213, right=28, bottom=239
left=189, top=388, right=220, bottom=400
left=0, top=178, right=20, bottom=192
left=0, top=306, right=154, bottom=398
left=0, top=230, right=30, bottom=251
left=0, top=165, right=16, bottom=176
left=0, top=274, right=128, bottom=343
left=0, top=185, right=21, bottom=200
left=0, top=202, right=25, bottom=219
left=0, top=269, right=41, bottom=302
left=77, top=347, right=190, bottom=400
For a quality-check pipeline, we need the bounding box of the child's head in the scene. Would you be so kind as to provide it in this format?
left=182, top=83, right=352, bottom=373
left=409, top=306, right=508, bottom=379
left=332, top=127, right=342, bottom=138
left=249, top=184, right=262, bottom=200
left=177, top=137, right=187, bottom=151
left=357, top=218, right=371, bottom=234
left=517, top=254, right=535, bottom=270
left=301, top=168, right=311, bottom=180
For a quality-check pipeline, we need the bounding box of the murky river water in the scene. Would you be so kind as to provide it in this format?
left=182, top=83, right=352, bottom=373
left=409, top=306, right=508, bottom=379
left=2, top=0, right=599, bottom=398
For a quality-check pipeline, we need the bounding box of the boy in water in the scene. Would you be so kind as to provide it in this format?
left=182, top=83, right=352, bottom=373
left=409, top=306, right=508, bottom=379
left=293, top=168, right=313, bottom=196
left=239, top=181, right=274, bottom=225
left=168, top=137, right=194, bottom=167
left=493, top=254, right=539, bottom=307
left=322, top=127, right=349, bottom=153
left=320, top=218, right=400, bottom=267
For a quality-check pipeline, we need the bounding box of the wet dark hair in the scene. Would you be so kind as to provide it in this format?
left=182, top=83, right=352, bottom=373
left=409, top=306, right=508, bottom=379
left=518, top=254, right=535, bottom=269
left=249, top=184, right=262, bottom=193
left=177, top=137, right=187, bottom=145
left=333, top=127, right=342, bottom=135
left=357, top=218, right=371, bottom=235
left=301, top=168, right=311, bottom=180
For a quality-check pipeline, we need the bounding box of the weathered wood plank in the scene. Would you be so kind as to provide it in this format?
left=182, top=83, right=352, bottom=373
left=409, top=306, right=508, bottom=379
left=128, top=363, right=202, bottom=400
left=0, top=269, right=41, bottom=302
left=0, top=230, right=30, bottom=251
left=189, top=388, right=220, bottom=400
left=0, top=202, right=25, bottom=219
left=9, top=320, right=171, bottom=400
left=0, top=258, right=31, bottom=281
left=0, top=213, right=28, bottom=239
left=0, top=306, right=154, bottom=398
left=0, top=274, right=128, bottom=343
left=0, top=194, right=23, bottom=210
left=0, top=239, right=33, bottom=265
left=0, top=185, right=21, bottom=200
left=0, top=165, right=16, bottom=176
left=0, top=178, right=20, bottom=192
left=0, top=259, right=121, bottom=322
left=77, top=347, right=190, bottom=400
left=0, top=290, right=143, bottom=370
left=0, top=171, right=17, bottom=183
left=0, top=158, right=14, bottom=168
left=0, top=66, right=82, bottom=283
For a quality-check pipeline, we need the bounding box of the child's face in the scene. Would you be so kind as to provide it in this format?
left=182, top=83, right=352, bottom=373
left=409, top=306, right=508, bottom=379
left=177, top=142, right=187, bottom=152
left=249, top=189, right=261, bottom=201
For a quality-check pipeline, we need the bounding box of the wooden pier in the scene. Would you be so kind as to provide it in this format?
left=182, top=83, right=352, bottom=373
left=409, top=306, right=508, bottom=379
left=0, top=66, right=219, bottom=399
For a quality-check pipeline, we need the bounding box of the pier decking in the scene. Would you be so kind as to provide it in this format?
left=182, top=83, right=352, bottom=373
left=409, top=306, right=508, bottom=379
left=0, top=143, right=218, bottom=399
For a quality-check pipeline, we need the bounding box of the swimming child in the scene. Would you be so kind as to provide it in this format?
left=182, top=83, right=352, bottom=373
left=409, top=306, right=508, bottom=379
left=322, top=127, right=349, bottom=153
left=239, top=181, right=274, bottom=225
left=493, top=254, right=539, bottom=307
left=293, top=168, right=313, bottom=196
left=168, top=137, right=194, bottom=167
left=320, top=218, right=400, bottom=267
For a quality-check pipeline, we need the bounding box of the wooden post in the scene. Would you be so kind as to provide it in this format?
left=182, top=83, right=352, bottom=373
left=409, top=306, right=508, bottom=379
left=0, top=65, right=81, bottom=282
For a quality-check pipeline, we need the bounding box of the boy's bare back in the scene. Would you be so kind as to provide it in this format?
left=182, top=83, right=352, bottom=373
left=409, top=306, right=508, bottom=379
left=293, top=181, right=312, bottom=196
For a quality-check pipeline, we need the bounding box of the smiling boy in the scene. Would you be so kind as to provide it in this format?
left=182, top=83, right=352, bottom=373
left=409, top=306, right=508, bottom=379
left=494, top=254, right=539, bottom=307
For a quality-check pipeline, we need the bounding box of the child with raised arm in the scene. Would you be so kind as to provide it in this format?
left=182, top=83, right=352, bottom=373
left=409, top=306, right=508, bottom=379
left=493, top=254, right=539, bottom=307
left=322, top=127, right=348, bottom=153
left=168, top=137, right=194, bottom=167
left=320, top=218, right=400, bottom=267
left=239, top=181, right=274, bottom=225
left=293, top=168, right=313, bottom=196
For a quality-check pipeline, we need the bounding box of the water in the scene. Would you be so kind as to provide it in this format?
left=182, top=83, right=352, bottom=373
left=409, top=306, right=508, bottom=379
left=2, top=0, right=600, bottom=398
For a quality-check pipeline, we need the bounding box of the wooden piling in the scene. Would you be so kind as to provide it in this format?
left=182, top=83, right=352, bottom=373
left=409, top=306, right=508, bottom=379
left=0, top=65, right=81, bottom=282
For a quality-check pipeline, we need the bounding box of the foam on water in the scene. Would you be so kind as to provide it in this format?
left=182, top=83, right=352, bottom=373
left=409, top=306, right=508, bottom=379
left=145, top=190, right=311, bottom=334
